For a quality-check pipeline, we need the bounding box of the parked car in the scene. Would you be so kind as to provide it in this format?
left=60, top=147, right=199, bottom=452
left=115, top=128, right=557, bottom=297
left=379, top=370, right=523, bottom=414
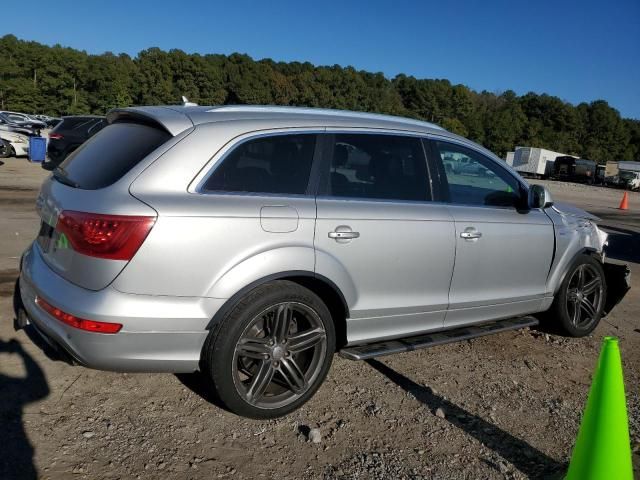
left=0, top=111, right=47, bottom=131
left=0, top=130, right=30, bottom=157
left=33, top=114, right=63, bottom=128
left=0, top=112, right=40, bottom=137
left=16, top=105, right=615, bottom=419
left=44, top=115, right=107, bottom=169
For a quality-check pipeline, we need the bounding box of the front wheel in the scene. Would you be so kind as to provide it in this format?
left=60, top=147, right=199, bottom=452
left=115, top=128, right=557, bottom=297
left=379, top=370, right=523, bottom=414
left=0, top=139, right=11, bottom=158
left=203, top=281, right=335, bottom=419
left=550, top=255, right=606, bottom=337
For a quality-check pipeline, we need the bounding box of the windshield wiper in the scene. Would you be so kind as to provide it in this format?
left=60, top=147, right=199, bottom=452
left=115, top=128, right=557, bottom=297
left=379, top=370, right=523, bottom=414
left=52, top=167, right=79, bottom=188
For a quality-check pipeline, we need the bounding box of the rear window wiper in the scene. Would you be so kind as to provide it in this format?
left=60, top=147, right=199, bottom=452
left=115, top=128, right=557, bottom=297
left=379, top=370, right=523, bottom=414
left=52, top=167, right=80, bottom=188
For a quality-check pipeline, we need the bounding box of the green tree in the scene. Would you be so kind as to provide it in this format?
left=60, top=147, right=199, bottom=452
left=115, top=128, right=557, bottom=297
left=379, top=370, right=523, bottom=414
left=0, top=34, right=637, bottom=163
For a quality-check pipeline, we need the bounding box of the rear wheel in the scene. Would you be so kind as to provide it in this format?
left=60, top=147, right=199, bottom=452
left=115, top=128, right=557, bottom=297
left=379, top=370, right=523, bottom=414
left=550, top=255, right=606, bottom=337
left=204, top=281, right=335, bottom=418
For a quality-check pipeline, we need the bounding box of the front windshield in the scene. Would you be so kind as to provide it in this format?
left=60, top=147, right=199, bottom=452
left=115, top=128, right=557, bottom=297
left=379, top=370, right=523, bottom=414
left=620, top=171, right=636, bottom=180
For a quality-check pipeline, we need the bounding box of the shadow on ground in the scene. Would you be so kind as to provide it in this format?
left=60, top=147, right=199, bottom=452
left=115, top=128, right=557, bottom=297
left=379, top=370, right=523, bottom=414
left=367, top=359, right=565, bottom=479
left=0, top=339, right=50, bottom=480
left=175, top=372, right=229, bottom=412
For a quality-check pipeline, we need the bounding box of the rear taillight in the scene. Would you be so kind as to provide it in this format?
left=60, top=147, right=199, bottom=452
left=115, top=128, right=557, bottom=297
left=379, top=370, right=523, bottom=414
left=56, top=211, right=156, bottom=260
left=35, top=296, right=122, bottom=333
left=48, top=133, right=63, bottom=140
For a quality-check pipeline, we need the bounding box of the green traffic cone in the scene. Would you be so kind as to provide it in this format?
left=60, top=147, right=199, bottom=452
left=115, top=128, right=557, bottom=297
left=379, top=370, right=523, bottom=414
left=565, top=336, right=633, bottom=480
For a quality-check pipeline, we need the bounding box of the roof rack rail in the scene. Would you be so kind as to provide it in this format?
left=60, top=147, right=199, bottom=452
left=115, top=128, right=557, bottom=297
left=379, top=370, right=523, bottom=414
left=206, top=105, right=444, bottom=130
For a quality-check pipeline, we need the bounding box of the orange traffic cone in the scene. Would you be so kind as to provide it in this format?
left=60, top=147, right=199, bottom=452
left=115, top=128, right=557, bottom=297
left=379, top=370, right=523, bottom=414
left=618, top=192, right=629, bottom=210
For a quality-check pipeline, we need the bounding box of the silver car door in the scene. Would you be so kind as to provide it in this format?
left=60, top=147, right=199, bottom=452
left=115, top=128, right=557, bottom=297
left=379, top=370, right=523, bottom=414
left=431, top=139, right=555, bottom=328
left=314, top=132, right=455, bottom=345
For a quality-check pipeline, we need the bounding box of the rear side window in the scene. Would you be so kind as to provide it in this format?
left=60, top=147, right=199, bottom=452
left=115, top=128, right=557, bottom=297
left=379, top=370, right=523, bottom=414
left=202, top=134, right=316, bottom=195
left=327, top=134, right=430, bottom=202
left=58, top=123, right=171, bottom=189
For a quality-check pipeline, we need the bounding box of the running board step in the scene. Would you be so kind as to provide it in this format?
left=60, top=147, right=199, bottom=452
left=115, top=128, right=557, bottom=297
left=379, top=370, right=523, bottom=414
left=339, top=316, right=539, bottom=361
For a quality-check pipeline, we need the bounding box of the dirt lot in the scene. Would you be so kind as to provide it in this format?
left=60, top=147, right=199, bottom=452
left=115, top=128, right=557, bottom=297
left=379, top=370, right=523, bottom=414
left=1, top=157, right=638, bottom=480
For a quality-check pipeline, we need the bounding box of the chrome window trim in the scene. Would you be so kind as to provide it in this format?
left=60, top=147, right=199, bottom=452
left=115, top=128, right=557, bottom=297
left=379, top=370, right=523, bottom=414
left=190, top=127, right=326, bottom=195
left=315, top=195, right=438, bottom=207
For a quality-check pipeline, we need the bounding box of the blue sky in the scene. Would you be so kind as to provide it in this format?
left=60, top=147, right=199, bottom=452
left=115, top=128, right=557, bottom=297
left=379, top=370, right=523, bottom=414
left=2, top=0, right=639, bottom=118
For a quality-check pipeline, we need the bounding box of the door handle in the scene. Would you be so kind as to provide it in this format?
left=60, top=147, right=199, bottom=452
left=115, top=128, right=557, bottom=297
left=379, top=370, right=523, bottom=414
left=460, top=231, right=482, bottom=239
left=329, top=231, right=360, bottom=239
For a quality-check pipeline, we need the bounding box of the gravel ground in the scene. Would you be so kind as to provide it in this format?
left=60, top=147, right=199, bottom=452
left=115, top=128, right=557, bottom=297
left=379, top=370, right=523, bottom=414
left=0, top=157, right=638, bottom=479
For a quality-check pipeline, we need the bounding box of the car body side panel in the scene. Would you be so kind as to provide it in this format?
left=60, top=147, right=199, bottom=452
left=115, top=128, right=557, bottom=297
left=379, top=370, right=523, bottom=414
left=544, top=206, right=607, bottom=295
left=446, top=206, right=555, bottom=306
left=443, top=206, right=555, bottom=328
left=119, top=125, right=319, bottom=298
left=315, top=198, right=456, bottom=345
left=112, top=197, right=317, bottom=298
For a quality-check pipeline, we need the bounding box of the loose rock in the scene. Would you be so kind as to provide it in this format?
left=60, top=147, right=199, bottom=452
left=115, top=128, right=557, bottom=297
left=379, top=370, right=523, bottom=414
left=308, top=428, right=322, bottom=444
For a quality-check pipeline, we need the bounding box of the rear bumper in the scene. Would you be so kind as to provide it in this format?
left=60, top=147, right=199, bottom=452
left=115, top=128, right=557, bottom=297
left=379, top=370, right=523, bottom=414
left=18, top=242, right=224, bottom=372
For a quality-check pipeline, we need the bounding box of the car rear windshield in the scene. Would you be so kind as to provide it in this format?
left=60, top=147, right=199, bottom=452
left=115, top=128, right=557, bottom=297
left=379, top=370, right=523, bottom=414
left=54, top=117, right=100, bottom=132
left=57, top=122, right=171, bottom=189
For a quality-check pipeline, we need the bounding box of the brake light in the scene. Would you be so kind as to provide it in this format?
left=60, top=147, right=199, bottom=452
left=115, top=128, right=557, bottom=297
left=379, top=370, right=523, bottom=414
left=35, top=296, right=122, bottom=333
left=56, top=211, right=155, bottom=260
left=48, top=133, right=63, bottom=140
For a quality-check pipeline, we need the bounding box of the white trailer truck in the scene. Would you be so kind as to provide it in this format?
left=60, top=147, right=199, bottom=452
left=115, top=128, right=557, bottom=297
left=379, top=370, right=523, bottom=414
left=512, top=147, right=571, bottom=178
left=505, top=151, right=515, bottom=166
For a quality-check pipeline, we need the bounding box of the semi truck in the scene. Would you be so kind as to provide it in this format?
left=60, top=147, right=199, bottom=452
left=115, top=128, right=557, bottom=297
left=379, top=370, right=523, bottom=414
left=553, top=156, right=597, bottom=183
left=511, top=147, right=570, bottom=178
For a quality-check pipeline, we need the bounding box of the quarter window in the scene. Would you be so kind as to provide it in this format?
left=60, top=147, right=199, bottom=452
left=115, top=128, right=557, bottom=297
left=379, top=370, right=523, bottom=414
left=435, top=141, right=520, bottom=207
left=202, top=134, right=316, bottom=195
left=328, top=134, right=430, bottom=201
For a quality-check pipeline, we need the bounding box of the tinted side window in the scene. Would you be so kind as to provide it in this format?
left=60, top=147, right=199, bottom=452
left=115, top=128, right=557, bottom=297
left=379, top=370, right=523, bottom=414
left=202, top=134, right=316, bottom=195
left=59, top=123, right=171, bottom=190
left=328, top=134, right=430, bottom=201
left=435, top=141, right=520, bottom=207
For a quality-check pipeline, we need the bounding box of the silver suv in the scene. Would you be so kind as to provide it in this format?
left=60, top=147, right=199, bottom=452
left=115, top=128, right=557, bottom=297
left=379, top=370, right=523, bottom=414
left=18, top=106, right=610, bottom=418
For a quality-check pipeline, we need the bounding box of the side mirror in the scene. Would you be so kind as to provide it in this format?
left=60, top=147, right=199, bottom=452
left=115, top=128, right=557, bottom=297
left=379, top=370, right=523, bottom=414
left=528, top=184, right=554, bottom=209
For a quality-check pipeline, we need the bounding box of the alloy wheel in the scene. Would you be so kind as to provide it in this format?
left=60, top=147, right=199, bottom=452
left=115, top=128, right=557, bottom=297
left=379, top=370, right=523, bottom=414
left=0, top=141, right=11, bottom=158
left=232, top=302, right=327, bottom=409
left=565, top=264, right=604, bottom=329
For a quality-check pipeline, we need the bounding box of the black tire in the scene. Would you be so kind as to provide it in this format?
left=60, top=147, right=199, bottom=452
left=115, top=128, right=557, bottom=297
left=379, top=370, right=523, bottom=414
left=549, top=254, right=607, bottom=337
left=203, top=280, right=336, bottom=419
left=0, top=139, right=11, bottom=158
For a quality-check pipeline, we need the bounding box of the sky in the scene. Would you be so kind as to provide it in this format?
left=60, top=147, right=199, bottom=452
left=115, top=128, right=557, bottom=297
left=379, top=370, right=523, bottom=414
left=2, top=0, right=639, bottom=118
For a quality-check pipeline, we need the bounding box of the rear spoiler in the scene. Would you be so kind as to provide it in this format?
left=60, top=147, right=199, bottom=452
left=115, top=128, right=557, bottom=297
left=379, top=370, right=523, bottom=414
left=106, top=107, right=194, bottom=136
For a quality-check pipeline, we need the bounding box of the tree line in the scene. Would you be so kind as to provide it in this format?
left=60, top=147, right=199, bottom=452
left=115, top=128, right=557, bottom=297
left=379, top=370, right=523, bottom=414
left=1, top=34, right=638, bottom=162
